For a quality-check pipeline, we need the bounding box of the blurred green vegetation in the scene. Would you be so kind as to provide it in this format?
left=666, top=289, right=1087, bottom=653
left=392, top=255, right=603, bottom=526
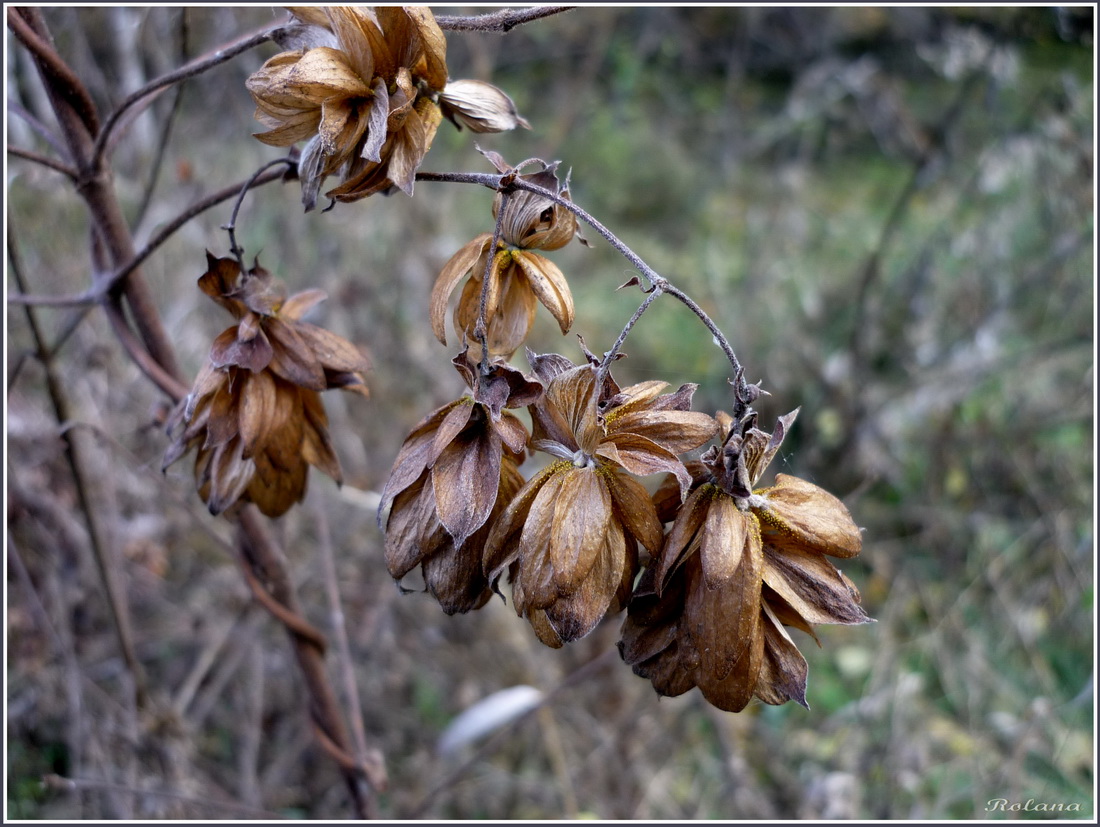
left=7, top=5, right=1094, bottom=821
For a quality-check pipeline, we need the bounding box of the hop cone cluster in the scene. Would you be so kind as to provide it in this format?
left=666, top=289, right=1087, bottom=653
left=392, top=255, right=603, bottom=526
left=246, top=6, right=529, bottom=209
left=373, top=142, right=872, bottom=712
left=164, top=254, right=369, bottom=518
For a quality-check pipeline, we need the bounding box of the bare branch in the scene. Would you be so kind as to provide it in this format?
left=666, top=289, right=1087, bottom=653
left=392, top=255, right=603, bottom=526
left=435, top=6, right=575, bottom=32
left=101, top=299, right=191, bottom=402
left=7, top=144, right=77, bottom=179
left=417, top=168, right=753, bottom=403
left=7, top=7, right=100, bottom=139
left=91, top=21, right=279, bottom=166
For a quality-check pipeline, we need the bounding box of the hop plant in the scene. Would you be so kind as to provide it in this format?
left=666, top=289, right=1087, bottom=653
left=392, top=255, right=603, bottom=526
left=618, top=409, right=870, bottom=711
left=247, top=6, right=527, bottom=209
left=163, top=254, right=369, bottom=517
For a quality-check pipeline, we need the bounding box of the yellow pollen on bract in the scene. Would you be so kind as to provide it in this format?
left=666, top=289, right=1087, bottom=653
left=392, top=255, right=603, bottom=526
left=751, top=499, right=799, bottom=538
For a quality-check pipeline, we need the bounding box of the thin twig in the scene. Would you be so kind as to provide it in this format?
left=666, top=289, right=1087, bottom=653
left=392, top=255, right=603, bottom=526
left=235, top=506, right=378, bottom=817
left=595, top=285, right=664, bottom=390
left=313, top=501, right=385, bottom=792
left=133, top=10, right=191, bottom=232
left=42, top=774, right=285, bottom=820
left=8, top=225, right=148, bottom=712
left=222, top=157, right=298, bottom=272
left=91, top=22, right=277, bottom=166
left=417, top=169, right=752, bottom=402
left=7, top=144, right=77, bottom=178
left=7, top=98, right=71, bottom=161
left=7, top=164, right=289, bottom=310
left=101, top=299, right=191, bottom=402
left=435, top=6, right=575, bottom=32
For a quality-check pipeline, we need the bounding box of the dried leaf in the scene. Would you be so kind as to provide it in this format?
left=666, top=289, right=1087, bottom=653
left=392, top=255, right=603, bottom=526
left=545, top=517, right=626, bottom=643
left=754, top=602, right=809, bottom=708
left=430, top=235, right=492, bottom=345
left=604, top=466, right=664, bottom=555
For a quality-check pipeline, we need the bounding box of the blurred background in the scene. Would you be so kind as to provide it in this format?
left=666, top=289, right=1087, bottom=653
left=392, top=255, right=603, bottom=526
left=6, top=5, right=1094, bottom=820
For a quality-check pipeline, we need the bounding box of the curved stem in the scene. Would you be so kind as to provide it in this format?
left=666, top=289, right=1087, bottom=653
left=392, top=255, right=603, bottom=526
left=102, top=299, right=190, bottom=402
left=9, top=163, right=291, bottom=309
left=418, top=170, right=752, bottom=400
left=222, top=157, right=297, bottom=272
left=7, top=8, right=100, bottom=139
left=91, top=23, right=276, bottom=166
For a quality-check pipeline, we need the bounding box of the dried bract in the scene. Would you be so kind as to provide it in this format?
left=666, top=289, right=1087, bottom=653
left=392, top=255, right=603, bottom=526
left=430, top=160, right=580, bottom=360
left=378, top=352, right=542, bottom=613
left=619, top=409, right=870, bottom=712
left=439, top=79, right=531, bottom=133
left=483, top=352, right=717, bottom=647
left=163, top=254, right=369, bottom=518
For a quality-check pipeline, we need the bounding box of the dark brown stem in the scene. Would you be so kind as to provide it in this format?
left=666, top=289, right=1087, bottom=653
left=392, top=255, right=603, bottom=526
left=222, top=157, right=299, bottom=272
left=435, top=6, right=575, bottom=32
left=7, top=7, right=100, bottom=138
left=235, top=506, right=380, bottom=817
left=102, top=300, right=190, bottom=401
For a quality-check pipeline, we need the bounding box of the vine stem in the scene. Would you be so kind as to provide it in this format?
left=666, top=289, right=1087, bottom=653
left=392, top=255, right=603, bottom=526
left=595, top=286, right=663, bottom=391
left=435, top=6, right=575, bottom=32
left=222, top=157, right=298, bottom=273
left=417, top=170, right=753, bottom=405
left=8, top=164, right=290, bottom=309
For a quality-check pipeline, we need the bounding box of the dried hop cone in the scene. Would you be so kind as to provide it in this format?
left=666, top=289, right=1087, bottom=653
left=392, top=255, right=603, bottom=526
left=618, top=409, right=871, bottom=712
left=378, top=351, right=542, bottom=614
left=431, top=155, right=581, bottom=361
left=247, top=7, right=527, bottom=209
left=163, top=253, right=369, bottom=518
left=483, top=349, right=718, bottom=648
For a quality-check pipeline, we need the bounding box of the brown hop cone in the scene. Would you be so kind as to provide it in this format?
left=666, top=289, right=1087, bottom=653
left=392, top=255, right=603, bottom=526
left=247, top=8, right=526, bottom=209
left=430, top=157, right=580, bottom=361
left=163, top=253, right=369, bottom=518
left=483, top=350, right=718, bottom=648
left=438, top=79, right=531, bottom=133
left=618, top=408, right=871, bottom=712
left=378, top=351, right=542, bottom=614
